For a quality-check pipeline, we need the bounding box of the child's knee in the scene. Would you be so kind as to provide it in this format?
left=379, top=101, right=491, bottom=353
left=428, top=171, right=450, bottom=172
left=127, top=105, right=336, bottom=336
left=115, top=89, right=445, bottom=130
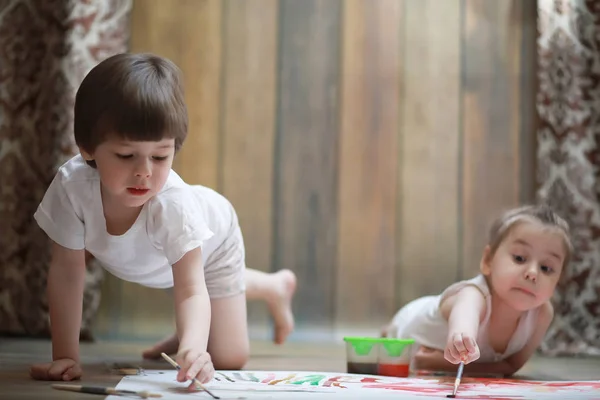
left=212, top=343, right=249, bottom=370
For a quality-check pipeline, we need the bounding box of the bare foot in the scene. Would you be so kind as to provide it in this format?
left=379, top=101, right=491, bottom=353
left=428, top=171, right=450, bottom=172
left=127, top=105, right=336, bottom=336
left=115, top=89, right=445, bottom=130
left=142, top=333, right=179, bottom=360
left=267, top=269, right=297, bottom=344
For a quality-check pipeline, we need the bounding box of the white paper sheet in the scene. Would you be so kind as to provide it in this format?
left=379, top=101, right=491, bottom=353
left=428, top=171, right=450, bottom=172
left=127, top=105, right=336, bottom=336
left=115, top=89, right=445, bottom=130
left=110, top=370, right=600, bottom=399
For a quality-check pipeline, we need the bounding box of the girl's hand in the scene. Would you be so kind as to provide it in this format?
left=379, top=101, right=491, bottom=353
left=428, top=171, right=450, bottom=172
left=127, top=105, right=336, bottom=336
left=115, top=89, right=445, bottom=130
left=176, top=348, right=215, bottom=389
left=29, top=358, right=82, bottom=381
left=445, top=332, right=480, bottom=364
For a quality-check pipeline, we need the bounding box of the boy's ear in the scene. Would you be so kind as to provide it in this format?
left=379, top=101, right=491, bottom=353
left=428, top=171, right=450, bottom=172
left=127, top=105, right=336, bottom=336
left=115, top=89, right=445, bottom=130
left=79, top=147, right=94, bottom=161
left=480, top=245, right=493, bottom=275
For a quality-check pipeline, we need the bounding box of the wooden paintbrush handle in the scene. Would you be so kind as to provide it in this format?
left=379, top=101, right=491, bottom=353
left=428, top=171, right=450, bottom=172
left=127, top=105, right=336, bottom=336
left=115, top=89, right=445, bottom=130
left=52, top=384, right=162, bottom=398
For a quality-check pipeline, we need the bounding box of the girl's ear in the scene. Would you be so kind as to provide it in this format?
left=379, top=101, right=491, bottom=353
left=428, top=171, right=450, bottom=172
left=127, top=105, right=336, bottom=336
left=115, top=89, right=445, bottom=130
left=480, top=245, right=493, bottom=275
left=79, top=147, right=94, bottom=161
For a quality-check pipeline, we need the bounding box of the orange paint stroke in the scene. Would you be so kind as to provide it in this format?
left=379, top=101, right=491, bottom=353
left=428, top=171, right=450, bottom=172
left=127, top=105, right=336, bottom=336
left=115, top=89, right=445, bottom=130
left=268, top=374, right=297, bottom=385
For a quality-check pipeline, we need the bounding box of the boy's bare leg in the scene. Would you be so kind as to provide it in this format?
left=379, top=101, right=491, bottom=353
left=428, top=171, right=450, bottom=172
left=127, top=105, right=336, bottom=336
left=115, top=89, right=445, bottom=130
left=143, top=333, right=179, bottom=360
left=142, top=268, right=296, bottom=359
left=206, top=293, right=249, bottom=369
left=245, top=268, right=296, bottom=345
left=142, top=294, right=250, bottom=367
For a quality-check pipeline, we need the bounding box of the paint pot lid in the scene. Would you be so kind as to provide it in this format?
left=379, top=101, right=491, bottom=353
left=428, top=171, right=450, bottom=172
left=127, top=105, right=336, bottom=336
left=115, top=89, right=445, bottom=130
left=379, top=337, right=416, bottom=357
left=343, top=337, right=415, bottom=356
left=343, top=337, right=379, bottom=356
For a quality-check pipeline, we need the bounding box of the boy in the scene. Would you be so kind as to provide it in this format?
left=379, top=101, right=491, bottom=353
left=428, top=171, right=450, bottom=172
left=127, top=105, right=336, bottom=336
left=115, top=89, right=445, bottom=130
left=30, top=53, right=296, bottom=387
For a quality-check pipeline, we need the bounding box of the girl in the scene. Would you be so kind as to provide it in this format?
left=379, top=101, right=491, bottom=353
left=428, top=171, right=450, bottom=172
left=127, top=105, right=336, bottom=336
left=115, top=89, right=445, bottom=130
left=383, top=205, right=572, bottom=376
left=29, top=53, right=296, bottom=388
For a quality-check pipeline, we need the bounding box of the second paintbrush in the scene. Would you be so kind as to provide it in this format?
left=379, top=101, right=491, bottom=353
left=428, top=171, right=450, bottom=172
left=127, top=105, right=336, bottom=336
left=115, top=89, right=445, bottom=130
left=160, top=352, right=220, bottom=399
left=52, top=384, right=161, bottom=398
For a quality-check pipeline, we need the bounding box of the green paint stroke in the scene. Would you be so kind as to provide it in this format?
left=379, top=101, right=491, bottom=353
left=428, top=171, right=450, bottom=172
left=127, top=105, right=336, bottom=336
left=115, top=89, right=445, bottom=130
left=289, top=374, right=327, bottom=386
left=217, top=372, right=235, bottom=382
left=236, top=372, right=259, bottom=382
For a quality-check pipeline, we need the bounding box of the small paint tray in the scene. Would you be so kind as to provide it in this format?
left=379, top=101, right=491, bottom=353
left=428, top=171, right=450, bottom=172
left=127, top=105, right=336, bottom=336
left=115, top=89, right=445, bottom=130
left=105, top=362, right=143, bottom=375
left=343, top=336, right=415, bottom=377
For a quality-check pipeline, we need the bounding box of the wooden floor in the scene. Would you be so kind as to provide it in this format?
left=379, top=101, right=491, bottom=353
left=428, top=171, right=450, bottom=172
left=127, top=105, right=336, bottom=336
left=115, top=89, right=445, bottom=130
left=1, top=337, right=599, bottom=399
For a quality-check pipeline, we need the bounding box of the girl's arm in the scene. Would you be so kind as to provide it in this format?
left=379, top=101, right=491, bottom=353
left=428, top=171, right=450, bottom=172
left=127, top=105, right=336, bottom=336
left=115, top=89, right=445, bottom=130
left=171, top=246, right=214, bottom=382
left=413, top=346, right=514, bottom=376
left=415, top=302, right=554, bottom=377
left=48, top=242, right=87, bottom=362
left=502, top=301, right=554, bottom=374
left=440, top=285, right=487, bottom=339
left=439, top=285, right=487, bottom=363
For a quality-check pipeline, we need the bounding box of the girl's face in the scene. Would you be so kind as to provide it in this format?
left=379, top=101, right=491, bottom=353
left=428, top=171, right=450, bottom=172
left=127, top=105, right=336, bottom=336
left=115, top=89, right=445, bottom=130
left=81, top=138, right=175, bottom=211
left=481, top=221, right=566, bottom=311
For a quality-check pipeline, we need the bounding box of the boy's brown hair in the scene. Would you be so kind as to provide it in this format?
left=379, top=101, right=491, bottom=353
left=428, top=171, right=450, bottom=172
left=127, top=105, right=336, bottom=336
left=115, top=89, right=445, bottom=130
left=74, top=53, right=188, bottom=166
left=487, top=204, right=573, bottom=276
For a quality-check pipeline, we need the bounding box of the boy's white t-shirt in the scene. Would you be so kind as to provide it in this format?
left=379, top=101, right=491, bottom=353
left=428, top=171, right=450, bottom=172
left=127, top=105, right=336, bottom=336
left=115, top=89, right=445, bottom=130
left=34, top=154, right=235, bottom=289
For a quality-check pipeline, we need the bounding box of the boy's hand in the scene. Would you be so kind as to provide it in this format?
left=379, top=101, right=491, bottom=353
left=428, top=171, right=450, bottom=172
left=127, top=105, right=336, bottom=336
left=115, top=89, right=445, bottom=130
left=176, top=348, right=215, bottom=389
left=445, top=332, right=480, bottom=364
left=30, top=358, right=82, bottom=381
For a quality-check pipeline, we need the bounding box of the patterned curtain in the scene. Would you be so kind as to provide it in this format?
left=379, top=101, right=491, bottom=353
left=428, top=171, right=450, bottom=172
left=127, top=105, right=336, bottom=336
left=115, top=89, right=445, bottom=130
left=0, top=0, right=131, bottom=339
left=537, top=0, right=600, bottom=356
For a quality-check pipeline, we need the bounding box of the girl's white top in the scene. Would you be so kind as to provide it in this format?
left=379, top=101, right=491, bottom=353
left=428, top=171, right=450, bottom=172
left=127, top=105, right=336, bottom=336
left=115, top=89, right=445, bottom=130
left=34, top=154, right=236, bottom=290
left=387, top=274, right=540, bottom=362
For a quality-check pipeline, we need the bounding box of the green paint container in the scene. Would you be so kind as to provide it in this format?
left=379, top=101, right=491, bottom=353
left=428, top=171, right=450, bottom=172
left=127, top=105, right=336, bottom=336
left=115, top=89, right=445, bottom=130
left=343, top=336, right=415, bottom=377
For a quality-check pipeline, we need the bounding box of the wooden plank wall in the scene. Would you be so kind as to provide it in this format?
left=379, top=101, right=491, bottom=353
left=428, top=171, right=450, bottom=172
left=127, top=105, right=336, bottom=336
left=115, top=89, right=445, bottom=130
left=336, top=0, right=401, bottom=330
left=94, top=0, right=538, bottom=341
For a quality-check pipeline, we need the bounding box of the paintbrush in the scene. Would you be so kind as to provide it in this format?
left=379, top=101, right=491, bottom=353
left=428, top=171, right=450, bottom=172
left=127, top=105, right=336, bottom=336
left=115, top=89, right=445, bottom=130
left=52, top=383, right=161, bottom=398
left=160, top=352, right=220, bottom=399
left=447, top=361, right=465, bottom=398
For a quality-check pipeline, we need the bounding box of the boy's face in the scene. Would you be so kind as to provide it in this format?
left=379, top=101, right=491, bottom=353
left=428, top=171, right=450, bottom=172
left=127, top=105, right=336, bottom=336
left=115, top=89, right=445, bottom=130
left=480, top=221, right=566, bottom=311
left=81, top=138, right=175, bottom=209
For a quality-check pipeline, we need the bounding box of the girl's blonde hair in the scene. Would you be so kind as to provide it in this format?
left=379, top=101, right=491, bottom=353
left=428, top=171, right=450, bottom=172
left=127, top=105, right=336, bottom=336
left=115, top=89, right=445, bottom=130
left=487, top=204, right=573, bottom=273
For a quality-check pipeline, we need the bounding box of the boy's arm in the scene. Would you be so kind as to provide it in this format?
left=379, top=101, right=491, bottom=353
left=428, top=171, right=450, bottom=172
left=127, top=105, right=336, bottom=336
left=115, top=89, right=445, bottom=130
left=47, top=242, right=87, bottom=362
left=171, top=246, right=211, bottom=357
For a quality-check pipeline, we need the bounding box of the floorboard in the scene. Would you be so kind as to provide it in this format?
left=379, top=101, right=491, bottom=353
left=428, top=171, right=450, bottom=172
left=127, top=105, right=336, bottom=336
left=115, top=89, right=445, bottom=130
left=0, top=338, right=598, bottom=399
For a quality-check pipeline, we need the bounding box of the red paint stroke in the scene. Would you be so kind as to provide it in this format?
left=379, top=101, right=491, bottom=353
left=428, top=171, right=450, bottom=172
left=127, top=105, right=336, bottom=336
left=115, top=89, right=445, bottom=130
left=455, top=378, right=600, bottom=392
left=465, top=378, right=600, bottom=389
left=322, top=376, right=347, bottom=388
left=320, top=375, right=388, bottom=387
left=360, top=377, right=385, bottom=383
left=362, top=383, right=525, bottom=399
left=362, top=383, right=447, bottom=394
left=451, top=396, right=520, bottom=400
left=543, top=381, right=600, bottom=389
left=363, top=378, right=600, bottom=398
left=260, top=373, right=276, bottom=383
